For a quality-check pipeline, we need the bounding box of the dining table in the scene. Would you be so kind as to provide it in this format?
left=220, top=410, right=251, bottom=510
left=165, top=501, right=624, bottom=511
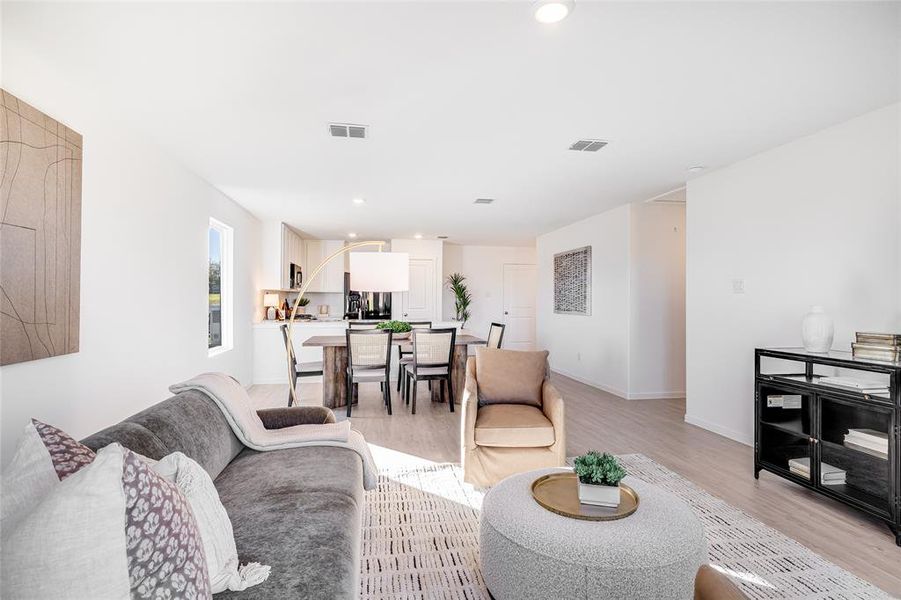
left=302, top=332, right=486, bottom=409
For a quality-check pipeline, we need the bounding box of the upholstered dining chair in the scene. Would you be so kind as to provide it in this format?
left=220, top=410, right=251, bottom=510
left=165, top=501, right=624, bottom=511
left=396, top=321, right=432, bottom=392
left=345, top=329, right=393, bottom=417
left=280, top=324, right=324, bottom=407
left=404, top=328, right=456, bottom=414
left=461, top=347, right=565, bottom=487
left=486, top=322, right=506, bottom=349
left=348, top=321, right=379, bottom=329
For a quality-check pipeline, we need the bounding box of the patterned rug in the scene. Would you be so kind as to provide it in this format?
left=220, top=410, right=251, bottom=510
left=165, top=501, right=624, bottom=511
left=360, top=454, right=891, bottom=600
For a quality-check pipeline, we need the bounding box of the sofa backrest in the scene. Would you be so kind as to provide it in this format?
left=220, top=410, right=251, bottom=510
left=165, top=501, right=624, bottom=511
left=81, top=390, right=244, bottom=480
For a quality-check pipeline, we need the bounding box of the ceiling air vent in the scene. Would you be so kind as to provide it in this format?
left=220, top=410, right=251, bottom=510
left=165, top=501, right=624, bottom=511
left=473, top=198, right=495, bottom=205
left=329, top=123, right=368, bottom=139
left=569, top=139, right=607, bottom=152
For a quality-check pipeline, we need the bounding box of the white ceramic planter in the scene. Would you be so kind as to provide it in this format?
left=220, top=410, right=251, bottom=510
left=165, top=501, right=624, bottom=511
left=801, top=305, right=834, bottom=353
left=578, top=482, right=621, bottom=507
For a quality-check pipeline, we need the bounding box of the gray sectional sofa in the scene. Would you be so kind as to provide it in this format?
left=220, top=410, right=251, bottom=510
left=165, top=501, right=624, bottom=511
left=82, top=389, right=363, bottom=600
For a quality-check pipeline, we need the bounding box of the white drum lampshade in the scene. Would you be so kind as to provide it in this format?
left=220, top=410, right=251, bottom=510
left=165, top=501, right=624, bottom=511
left=349, top=252, right=409, bottom=292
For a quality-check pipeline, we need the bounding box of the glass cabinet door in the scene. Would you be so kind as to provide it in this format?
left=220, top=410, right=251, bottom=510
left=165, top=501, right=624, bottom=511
left=817, top=394, right=892, bottom=517
left=757, top=383, right=814, bottom=482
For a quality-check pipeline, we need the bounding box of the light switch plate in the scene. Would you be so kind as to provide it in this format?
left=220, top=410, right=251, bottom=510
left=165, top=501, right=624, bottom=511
left=732, top=279, right=745, bottom=294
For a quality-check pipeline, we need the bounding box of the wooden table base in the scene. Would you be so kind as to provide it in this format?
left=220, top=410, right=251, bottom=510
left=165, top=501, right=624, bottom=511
left=320, top=345, right=470, bottom=409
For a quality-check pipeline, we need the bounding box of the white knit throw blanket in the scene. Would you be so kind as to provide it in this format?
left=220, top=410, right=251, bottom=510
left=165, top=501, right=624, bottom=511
left=169, top=373, right=379, bottom=490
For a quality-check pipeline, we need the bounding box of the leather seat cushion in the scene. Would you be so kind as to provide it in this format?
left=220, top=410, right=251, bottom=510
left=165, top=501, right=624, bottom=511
left=475, top=404, right=555, bottom=448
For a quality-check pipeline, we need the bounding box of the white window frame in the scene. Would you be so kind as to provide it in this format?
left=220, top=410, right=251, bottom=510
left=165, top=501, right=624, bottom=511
left=208, top=217, right=234, bottom=357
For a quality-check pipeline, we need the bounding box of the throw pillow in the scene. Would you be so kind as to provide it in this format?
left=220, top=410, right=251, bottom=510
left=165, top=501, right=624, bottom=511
left=1, top=443, right=211, bottom=600
left=475, top=347, right=549, bottom=407
left=154, top=452, right=270, bottom=593
left=0, top=419, right=96, bottom=535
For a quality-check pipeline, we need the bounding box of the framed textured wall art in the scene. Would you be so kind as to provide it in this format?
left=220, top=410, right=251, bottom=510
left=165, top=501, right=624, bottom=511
left=1, top=90, right=82, bottom=365
left=553, top=245, right=591, bottom=315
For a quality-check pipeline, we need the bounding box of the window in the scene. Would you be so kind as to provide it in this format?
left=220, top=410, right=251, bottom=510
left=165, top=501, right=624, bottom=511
left=208, top=218, right=233, bottom=355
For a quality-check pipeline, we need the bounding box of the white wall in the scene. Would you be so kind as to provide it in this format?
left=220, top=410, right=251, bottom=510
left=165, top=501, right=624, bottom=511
left=390, top=239, right=444, bottom=322
left=442, top=244, right=537, bottom=338
left=537, top=205, right=633, bottom=398
left=629, top=201, right=686, bottom=399
left=0, top=87, right=262, bottom=463
left=685, top=104, right=901, bottom=445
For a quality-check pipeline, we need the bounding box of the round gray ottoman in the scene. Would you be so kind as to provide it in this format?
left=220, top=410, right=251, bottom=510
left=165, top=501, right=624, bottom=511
left=480, top=468, right=707, bottom=600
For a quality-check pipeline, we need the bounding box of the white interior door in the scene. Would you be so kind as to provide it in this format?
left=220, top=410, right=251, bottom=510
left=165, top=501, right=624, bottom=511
left=503, top=264, right=537, bottom=349
left=400, top=258, right=436, bottom=321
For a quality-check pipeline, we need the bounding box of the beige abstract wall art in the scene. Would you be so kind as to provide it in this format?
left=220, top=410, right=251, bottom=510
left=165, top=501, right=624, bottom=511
left=1, top=90, right=82, bottom=365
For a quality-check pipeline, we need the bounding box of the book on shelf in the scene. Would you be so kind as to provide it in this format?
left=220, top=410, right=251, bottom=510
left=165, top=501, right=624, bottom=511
left=855, top=332, right=901, bottom=345
left=843, top=429, right=889, bottom=459
left=818, top=376, right=889, bottom=393
left=766, top=394, right=802, bottom=409
left=851, top=343, right=901, bottom=363
left=787, top=457, right=846, bottom=483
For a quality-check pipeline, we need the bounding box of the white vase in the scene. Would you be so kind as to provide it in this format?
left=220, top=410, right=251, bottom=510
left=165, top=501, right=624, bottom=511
left=801, top=306, right=834, bottom=353
left=578, top=482, right=621, bottom=508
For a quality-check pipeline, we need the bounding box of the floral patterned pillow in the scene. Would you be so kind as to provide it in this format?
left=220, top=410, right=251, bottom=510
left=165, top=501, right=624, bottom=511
left=2, top=443, right=211, bottom=600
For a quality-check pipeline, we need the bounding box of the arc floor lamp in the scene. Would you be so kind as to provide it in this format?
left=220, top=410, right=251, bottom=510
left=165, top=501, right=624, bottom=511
left=284, top=241, right=409, bottom=407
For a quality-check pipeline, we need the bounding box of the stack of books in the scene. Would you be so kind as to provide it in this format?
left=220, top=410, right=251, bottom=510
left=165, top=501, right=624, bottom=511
left=818, top=376, right=889, bottom=395
left=788, top=457, right=846, bottom=484
left=843, top=428, right=889, bottom=460
left=852, top=332, right=901, bottom=363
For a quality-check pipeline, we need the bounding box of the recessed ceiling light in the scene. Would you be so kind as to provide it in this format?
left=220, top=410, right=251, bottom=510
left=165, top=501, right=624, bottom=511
left=687, top=166, right=706, bottom=173
left=348, top=232, right=358, bottom=238
left=414, top=233, right=423, bottom=240
left=352, top=197, right=366, bottom=205
left=534, top=0, right=573, bottom=24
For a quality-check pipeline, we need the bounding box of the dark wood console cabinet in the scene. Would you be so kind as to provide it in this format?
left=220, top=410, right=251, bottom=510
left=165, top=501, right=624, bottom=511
left=755, top=348, right=900, bottom=546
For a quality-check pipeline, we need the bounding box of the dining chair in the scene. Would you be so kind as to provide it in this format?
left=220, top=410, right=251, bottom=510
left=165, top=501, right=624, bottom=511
left=348, top=321, right=379, bottom=329
left=346, top=329, right=393, bottom=418
left=487, top=322, right=506, bottom=349
left=280, top=324, right=324, bottom=407
left=396, top=321, right=432, bottom=392
left=404, top=328, right=456, bottom=414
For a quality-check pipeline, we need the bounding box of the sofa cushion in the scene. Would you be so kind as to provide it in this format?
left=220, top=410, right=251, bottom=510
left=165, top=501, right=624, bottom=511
left=475, top=348, right=549, bottom=407
left=475, top=404, right=555, bottom=448
left=214, top=446, right=363, bottom=600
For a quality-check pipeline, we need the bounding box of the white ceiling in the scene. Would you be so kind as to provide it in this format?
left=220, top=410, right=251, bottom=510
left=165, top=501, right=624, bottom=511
left=4, top=1, right=899, bottom=245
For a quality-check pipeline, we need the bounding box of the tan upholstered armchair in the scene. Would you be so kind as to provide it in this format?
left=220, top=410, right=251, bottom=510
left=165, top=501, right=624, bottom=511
left=461, top=348, right=566, bottom=487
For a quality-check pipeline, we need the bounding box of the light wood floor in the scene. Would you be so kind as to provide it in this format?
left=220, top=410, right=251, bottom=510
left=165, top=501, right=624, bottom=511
left=249, top=373, right=901, bottom=596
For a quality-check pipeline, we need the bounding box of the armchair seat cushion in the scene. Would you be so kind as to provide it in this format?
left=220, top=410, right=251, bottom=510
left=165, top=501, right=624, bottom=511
left=474, top=404, right=555, bottom=448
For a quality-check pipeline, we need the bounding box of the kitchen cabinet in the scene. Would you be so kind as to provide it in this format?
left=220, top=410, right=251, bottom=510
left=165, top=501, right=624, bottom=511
left=304, top=239, right=345, bottom=293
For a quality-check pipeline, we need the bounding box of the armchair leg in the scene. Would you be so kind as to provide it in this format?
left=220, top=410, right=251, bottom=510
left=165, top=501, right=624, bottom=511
left=396, top=362, right=403, bottom=392
left=447, top=378, right=455, bottom=412
left=412, top=379, right=418, bottom=415
left=385, top=379, right=392, bottom=415
left=439, top=378, right=446, bottom=404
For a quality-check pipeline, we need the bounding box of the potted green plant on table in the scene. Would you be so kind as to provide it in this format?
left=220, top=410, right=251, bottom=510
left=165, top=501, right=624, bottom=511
left=573, top=451, right=627, bottom=508
left=295, top=296, right=311, bottom=315
left=376, top=320, right=413, bottom=339
left=446, top=273, right=472, bottom=327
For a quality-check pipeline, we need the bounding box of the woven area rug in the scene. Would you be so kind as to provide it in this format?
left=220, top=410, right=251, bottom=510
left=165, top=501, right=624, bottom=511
left=360, top=454, right=891, bottom=600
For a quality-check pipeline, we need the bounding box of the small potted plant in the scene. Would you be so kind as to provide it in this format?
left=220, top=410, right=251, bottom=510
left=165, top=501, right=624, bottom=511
left=572, top=451, right=627, bottom=508
left=376, top=320, right=413, bottom=339
left=295, top=297, right=311, bottom=315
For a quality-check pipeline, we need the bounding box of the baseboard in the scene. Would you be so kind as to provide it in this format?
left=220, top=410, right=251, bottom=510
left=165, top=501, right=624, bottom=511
left=684, top=413, right=752, bottom=447
left=627, top=391, right=686, bottom=400
left=550, top=368, right=628, bottom=400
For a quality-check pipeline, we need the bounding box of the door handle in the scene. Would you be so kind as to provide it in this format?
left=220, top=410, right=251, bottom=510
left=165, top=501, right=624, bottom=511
left=504, top=311, right=508, bottom=315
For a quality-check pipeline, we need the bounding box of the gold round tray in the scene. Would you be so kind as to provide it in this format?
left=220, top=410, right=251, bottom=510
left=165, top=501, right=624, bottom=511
left=531, top=473, right=639, bottom=521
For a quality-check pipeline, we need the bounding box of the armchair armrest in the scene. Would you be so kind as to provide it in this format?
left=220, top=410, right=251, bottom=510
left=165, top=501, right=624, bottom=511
left=461, top=357, right=479, bottom=452
left=257, top=406, right=336, bottom=429
left=541, top=380, right=566, bottom=461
